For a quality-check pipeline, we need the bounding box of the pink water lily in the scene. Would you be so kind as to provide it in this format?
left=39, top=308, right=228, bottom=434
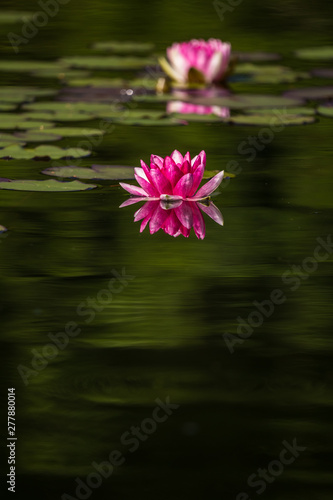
left=119, top=150, right=224, bottom=202
left=123, top=199, right=223, bottom=239
left=160, top=38, right=231, bottom=85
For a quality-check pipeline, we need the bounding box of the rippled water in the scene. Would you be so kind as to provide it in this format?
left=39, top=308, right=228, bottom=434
left=1, top=1, right=333, bottom=499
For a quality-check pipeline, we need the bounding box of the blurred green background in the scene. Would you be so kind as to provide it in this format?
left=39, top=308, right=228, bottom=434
left=1, top=0, right=333, bottom=499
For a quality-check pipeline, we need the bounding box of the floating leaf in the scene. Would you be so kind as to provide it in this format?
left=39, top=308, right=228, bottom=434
left=42, top=164, right=135, bottom=180
left=244, top=106, right=316, bottom=116
left=31, top=69, right=90, bottom=80
left=13, top=131, right=62, bottom=143
left=233, top=64, right=309, bottom=84
left=232, top=51, right=281, bottom=62
left=112, top=117, right=186, bottom=126
left=294, top=46, right=333, bottom=61
left=203, top=170, right=235, bottom=179
left=23, top=101, right=119, bottom=114
left=0, top=86, right=57, bottom=103
left=0, top=61, right=65, bottom=73
left=180, top=93, right=303, bottom=109
left=0, top=145, right=91, bottom=160
left=283, top=86, right=333, bottom=101
left=0, top=179, right=96, bottom=192
left=226, top=114, right=316, bottom=126
left=311, top=68, right=333, bottom=79
left=59, top=56, right=155, bottom=70
left=0, top=133, right=26, bottom=148
left=0, top=104, right=16, bottom=111
left=0, top=114, right=55, bottom=130
left=0, top=11, right=33, bottom=23
left=35, top=127, right=105, bottom=137
left=91, top=41, right=154, bottom=54
left=67, top=77, right=157, bottom=89
left=170, top=113, right=225, bottom=123
left=23, top=111, right=96, bottom=122
left=317, top=105, right=333, bottom=118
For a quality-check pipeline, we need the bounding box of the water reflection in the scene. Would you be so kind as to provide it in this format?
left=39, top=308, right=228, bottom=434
left=120, top=198, right=223, bottom=239
left=167, top=100, right=230, bottom=118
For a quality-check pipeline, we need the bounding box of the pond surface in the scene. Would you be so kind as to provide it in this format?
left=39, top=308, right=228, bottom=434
left=1, top=1, right=333, bottom=499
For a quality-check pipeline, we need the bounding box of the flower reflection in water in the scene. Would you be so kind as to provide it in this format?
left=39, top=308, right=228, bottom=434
left=167, top=100, right=230, bottom=118
left=120, top=198, right=223, bottom=239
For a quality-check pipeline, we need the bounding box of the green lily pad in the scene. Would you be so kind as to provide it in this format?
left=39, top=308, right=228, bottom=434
left=113, top=117, right=186, bottom=126
left=101, top=109, right=167, bottom=120
left=0, top=11, right=34, bottom=23
left=0, top=144, right=91, bottom=160
left=0, top=179, right=96, bottom=192
left=294, top=46, right=333, bottom=61
left=13, top=131, right=62, bottom=142
left=35, top=127, right=105, bottom=137
left=203, top=170, right=235, bottom=179
left=59, top=56, right=155, bottom=70
left=0, top=133, right=26, bottom=148
left=42, top=164, right=135, bottom=180
left=91, top=41, right=154, bottom=54
left=181, top=93, right=303, bottom=109
left=0, top=86, right=57, bottom=103
left=67, top=77, right=157, bottom=90
left=284, top=87, right=333, bottom=101
left=234, top=64, right=309, bottom=84
left=0, top=114, right=55, bottom=130
left=31, top=69, right=90, bottom=80
left=132, top=93, right=181, bottom=103
left=232, top=51, right=281, bottom=62
left=170, top=113, right=225, bottom=123
left=244, top=106, right=316, bottom=116
left=23, top=111, right=96, bottom=122
left=0, top=104, right=16, bottom=111
left=317, top=105, right=333, bottom=118
left=226, top=114, right=316, bottom=126
left=0, top=61, right=65, bottom=73
left=23, top=101, right=119, bottom=114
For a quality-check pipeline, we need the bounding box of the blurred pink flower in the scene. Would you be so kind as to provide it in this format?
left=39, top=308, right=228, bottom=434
left=167, top=100, right=230, bottom=118
left=122, top=199, right=223, bottom=239
left=119, top=150, right=224, bottom=202
left=160, top=38, right=231, bottom=85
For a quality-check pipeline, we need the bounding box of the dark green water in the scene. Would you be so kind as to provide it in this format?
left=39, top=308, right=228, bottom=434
left=1, top=1, right=333, bottom=499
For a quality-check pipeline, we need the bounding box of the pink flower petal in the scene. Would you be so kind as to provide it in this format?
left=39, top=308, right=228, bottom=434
left=119, top=182, right=148, bottom=197
left=175, top=201, right=193, bottom=229
left=189, top=163, right=204, bottom=196
left=149, top=204, right=171, bottom=234
left=181, top=160, right=191, bottom=174
left=134, top=167, right=158, bottom=196
left=150, top=168, right=172, bottom=195
left=119, top=196, right=148, bottom=208
left=151, top=154, right=164, bottom=169
left=134, top=201, right=159, bottom=221
left=198, top=201, right=224, bottom=226
left=173, top=172, right=193, bottom=198
left=192, top=170, right=224, bottom=199
left=170, top=150, right=183, bottom=165
left=190, top=202, right=206, bottom=239
left=162, top=211, right=181, bottom=236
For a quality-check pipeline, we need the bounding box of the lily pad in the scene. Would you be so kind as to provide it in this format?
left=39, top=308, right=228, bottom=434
left=31, top=69, right=90, bottom=80
left=23, top=101, right=120, bottom=114
left=0, top=145, right=91, bottom=160
left=0, top=104, right=16, bottom=111
left=0, top=86, right=57, bottom=103
left=35, top=127, right=105, bottom=137
left=226, top=114, right=316, bottom=126
left=59, top=56, right=155, bottom=70
left=317, top=105, right=333, bottom=118
left=91, top=41, right=154, bottom=54
left=0, top=133, right=26, bottom=148
left=13, top=131, right=62, bottom=143
left=0, top=61, right=65, bottom=73
left=112, top=117, right=186, bottom=126
left=170, top=113, right=225, bottom=123
left=0, top=114, right=55, bottom=130
left=180, top=94, right=303, bottom=109
left=0, top=11, right=34, bottom=23
left=283, top=86, right=333, bottom=101
left=311, top=68, right=333, bottom=79
left=232, top=51, right=281, bottom=62
left=234, top=64, right=309, bottom=84
left=294, top=46, right=333, bottom=61
left=0, top=179, right=96, bottom=192
left=42, top=165, right=135, bottom=180
left=23, top=111, right=96, bottom=122
left=244, top=106, right=316, bottom=116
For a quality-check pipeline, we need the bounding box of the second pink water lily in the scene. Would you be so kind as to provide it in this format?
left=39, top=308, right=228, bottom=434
left=120, top=150, right=224, bottom=202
